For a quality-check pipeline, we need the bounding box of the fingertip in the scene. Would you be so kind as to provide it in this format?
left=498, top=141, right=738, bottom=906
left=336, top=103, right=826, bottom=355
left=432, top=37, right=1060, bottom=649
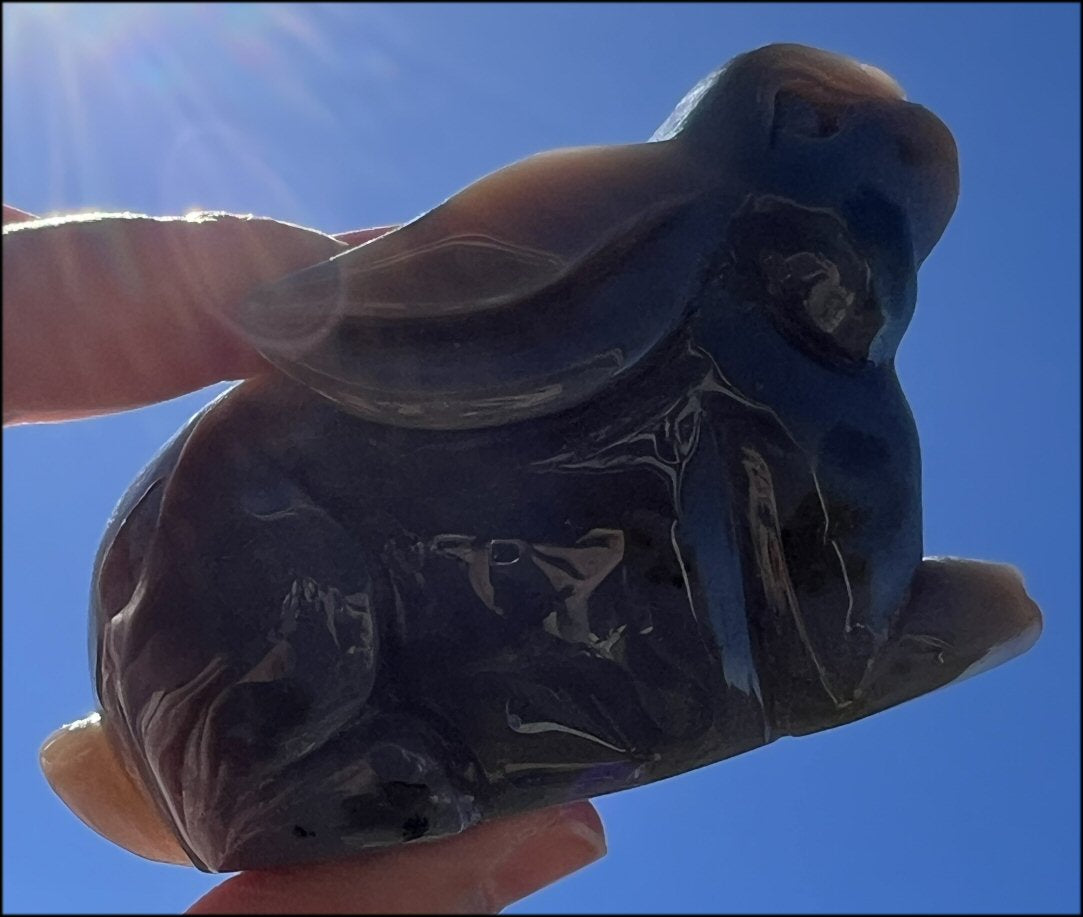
left=186, top=802, right=607, bottom=915
left=2, top=212, right=347, bottom=421
left=480, top=801, right=607, bottom=912
left=557, top=800, right=607, bottom=854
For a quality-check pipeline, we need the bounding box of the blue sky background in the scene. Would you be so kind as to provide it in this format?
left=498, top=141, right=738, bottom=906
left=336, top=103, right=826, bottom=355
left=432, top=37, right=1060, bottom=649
left=3, top=4, right=1079, bottom=913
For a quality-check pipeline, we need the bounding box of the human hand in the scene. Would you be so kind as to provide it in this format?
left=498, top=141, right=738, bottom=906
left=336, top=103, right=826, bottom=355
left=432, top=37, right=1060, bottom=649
left=2, top=204, right=396, bottom=423
left=3, top=205, right=607, bottom=913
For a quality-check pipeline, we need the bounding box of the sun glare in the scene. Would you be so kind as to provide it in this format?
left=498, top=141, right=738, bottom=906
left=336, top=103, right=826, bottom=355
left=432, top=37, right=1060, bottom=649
left=3, top=4, right=403, bottom=216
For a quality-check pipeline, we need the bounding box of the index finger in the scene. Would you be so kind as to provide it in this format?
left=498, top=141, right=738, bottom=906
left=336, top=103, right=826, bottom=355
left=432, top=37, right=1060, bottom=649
left=2, top=211, right=347, bottom=425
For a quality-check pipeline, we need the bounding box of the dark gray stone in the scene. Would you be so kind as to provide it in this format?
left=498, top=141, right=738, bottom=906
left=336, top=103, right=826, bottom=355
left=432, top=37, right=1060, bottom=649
left=91, top=44, right=1041, bottom=872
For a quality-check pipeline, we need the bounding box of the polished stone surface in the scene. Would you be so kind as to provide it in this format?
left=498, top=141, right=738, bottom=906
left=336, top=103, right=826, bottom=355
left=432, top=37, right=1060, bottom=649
left=90, top=44, right=1041, bottom=872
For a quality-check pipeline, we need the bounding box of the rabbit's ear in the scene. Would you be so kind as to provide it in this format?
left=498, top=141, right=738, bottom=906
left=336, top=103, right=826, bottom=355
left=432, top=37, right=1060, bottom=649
left=239, top=140, right=708, bottom=430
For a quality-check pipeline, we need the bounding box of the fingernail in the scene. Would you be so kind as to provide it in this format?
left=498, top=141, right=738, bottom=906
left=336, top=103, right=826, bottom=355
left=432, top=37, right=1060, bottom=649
left=483, top=802, right=607, bottom=911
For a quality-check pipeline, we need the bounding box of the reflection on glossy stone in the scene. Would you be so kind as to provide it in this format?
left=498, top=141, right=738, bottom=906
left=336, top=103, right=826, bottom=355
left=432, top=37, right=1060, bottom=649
left=88, top=44, right=1040, bottom=872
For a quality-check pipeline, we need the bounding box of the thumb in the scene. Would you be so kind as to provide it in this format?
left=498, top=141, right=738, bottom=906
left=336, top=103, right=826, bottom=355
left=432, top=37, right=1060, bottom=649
left=40, top=713, right=606, bottom=913
left=186, top=802, right=606, bottom=914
